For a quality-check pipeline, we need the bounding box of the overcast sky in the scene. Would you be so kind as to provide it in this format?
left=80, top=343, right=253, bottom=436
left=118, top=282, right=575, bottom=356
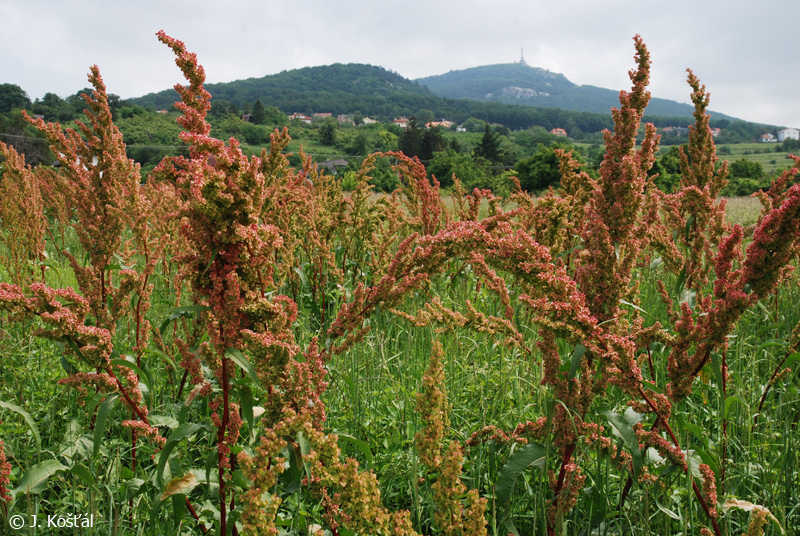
left=3, top=0, right=799, bottom=128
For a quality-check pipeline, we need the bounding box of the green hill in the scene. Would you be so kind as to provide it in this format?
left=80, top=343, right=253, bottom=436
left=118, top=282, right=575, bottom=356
left=133, top=63, right=437, bottom=115
left=416, top=62, right=735, bottom=120
left=130, top=62, right=740, bottom=134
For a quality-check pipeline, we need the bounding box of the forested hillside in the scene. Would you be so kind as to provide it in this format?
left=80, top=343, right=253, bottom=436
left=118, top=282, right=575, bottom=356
left=416, top=62, right=736, bottom=118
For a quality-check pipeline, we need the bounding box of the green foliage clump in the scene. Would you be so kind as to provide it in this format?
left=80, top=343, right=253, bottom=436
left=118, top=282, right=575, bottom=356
left=515, top=142, right=574, bottom=191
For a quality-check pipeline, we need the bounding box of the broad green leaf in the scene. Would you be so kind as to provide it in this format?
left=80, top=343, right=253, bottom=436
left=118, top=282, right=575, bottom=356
left=13, top=459, right=68, bottom=497
left=69, top=463, right=95, bottom=488
left=675, top=267, right=687, bottom=296
left=785, top=352, right=800, bottom=369
left=157, top=423, right=204, bottom=486
left=724, top=395, right=749, bottom=419
left=225, top=348, right=262, bottom=389
left=336, top=432, right=373, bottom=470
left=147, top=347, right=178, bottom=371
left=171, top=493, right=187, bottom=530
left=111, top=357, right=152, bottom=391
left=60, top=356, right=77, bottom=374
left=620, top=299, right=647, bottom=315
left=568, top=343, right=586, bottom=380
left=0, top=400, right=41, bottom=450
left=600, top=408, right=643, bottom=479
left=656, top=498, right=683, bottom=520
left=238, top=385, right=254, bottom=441
left=495, top=442, right=546, bottom=536
left=294, top=266, right=310, bottom=290
left=59, top=433, right=93, bottom=462
left=121, top=478, right=146, bottom=498
left=756, top=339, right=787, bottom=353
left=684, top=214, right=696, bottom=241
left=159, top=305, right=211, bottom=336
left=149, top=415, right=179, bottom=430
left=641, top=381, right=663, bottom=394
left=93, top=394, right=119, bottom=458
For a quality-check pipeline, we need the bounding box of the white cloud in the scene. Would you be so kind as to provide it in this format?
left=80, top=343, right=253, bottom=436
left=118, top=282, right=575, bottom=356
left=2, top=0, right=799, bottom=126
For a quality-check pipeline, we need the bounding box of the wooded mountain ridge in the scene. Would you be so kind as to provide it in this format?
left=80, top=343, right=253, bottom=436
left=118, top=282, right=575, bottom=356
left=129, top=62, right=739, bottom=132
left=415, top=62, right=735, bottom=119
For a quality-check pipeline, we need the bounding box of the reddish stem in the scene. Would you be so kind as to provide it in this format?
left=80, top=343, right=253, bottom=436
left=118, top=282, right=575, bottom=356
left=637, top=385, right=721, bottom=536
left=547, top=442, right=577, bottom=536
left=185, top=498, right=209, bottom=534
left=690, top=346, right=713, bottom=380
left=219, top=355, right=230, bottom=536
left=755, top=338, right=800, bottom=424
left=108, top=367, right=150, bottom=424
left=646, top=344, right=655, bottom=381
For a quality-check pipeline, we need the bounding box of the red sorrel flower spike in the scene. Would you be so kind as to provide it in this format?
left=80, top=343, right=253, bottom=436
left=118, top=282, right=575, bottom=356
left=0, top=439, right=11, bottom=506
left=156, top=31, right=212, bottom=140
left=0, top=141, right=46, bottom=285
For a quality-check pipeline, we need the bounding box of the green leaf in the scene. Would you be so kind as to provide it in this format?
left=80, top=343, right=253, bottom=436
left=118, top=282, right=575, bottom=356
left=495, top=442, right=546, bottom=536
left=336, top=432, right=374, bottom=470
left=149, top=415, right=179, bottom=430
left=0, top=400, right=41, bottom=450
left=159, top=305, right=211, bottom=336
left=111, top=357, right=152, bottom=392
left=69, top=463, right=95, bottom=488
left=620, top=299, right=647, bottom=315
left=567, top=343, right=586, bottom=381
left=600, top=408, right=643, bottom=479
left=13, top=459, right=68, bottom=497
left=784, top=352, right=800, bottom=369
left=724, top=395, right=749, bottom=419
left=656, top=497, right=683, bottom=520
left=640, top=381, right=663, bottom=394
left=756, top=339, right=787, bottom=353
left=225, top=348, right=262, bottom=390
left=239, top=385, right=254, bottom=441
left=294, top=266, right=310, bottom=291
left=93, top=394, right=119, bottom=458
left=684, top=214, right=696, bottom=241
left=203, top=248, right=218, bottom=274
left=157, top=423, right=204, bottom=487
left=675, top=267, right=687, bottom=296
left=60, top=356, right=77, bottom=374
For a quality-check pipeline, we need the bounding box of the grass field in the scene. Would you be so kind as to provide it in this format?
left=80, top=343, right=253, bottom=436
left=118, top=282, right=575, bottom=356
left=1, top=190, right=797, bottom=535
left=711, top=143, right=796, bottom=175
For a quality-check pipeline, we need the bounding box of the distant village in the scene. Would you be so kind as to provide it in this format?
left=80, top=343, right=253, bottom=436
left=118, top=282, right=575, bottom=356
left=758, top=128, right=799, bottom=143
left=283, top=112, right=574, bottom=137
left=274, top=112, right=800, bottom=144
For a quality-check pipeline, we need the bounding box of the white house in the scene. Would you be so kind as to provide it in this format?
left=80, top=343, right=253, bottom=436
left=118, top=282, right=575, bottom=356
left=392, top=116, right=409, bottom=129
left=289, top=113, right=312, bottom=124
left=777, top=128, right=800, bottom=142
